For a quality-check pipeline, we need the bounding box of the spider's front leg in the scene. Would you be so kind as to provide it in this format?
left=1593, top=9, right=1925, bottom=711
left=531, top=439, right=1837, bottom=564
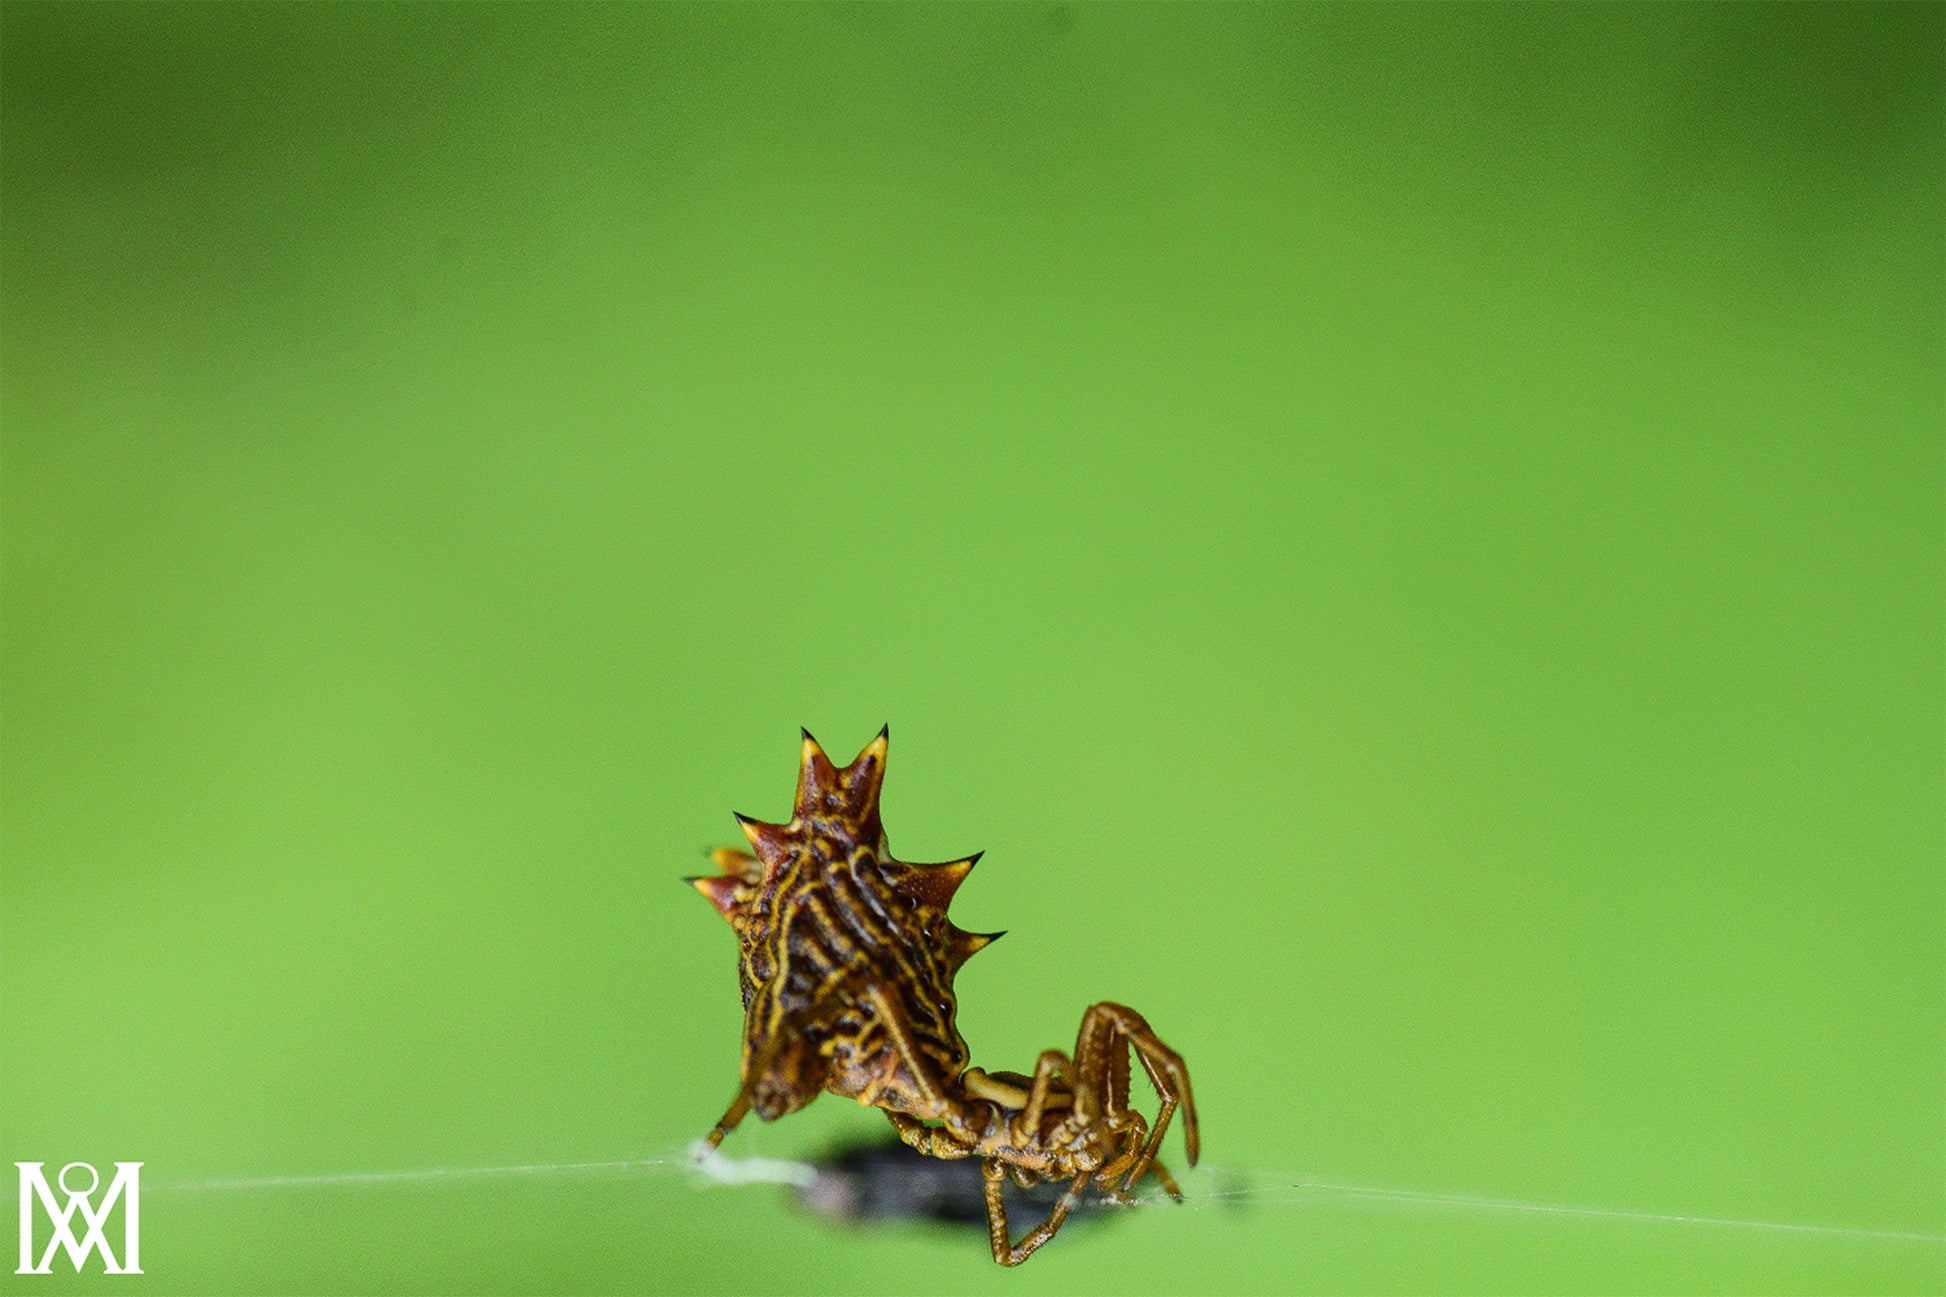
left=1070, top=1001, right=1199, bottom=1192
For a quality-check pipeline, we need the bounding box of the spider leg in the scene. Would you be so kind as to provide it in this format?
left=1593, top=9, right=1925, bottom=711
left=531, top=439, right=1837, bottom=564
left=1092, top=1118, right=1151, bottom=1192
left=1015, top=1049, right=1074, bottom=1145
left=1124, top=1017, right=1198, bottom=1180
left=1071, top=1002, right=1199, bottom=1189
left=703, top=977, right=855, bottom=1150
left=704, top=1021, right=800, bottom=1149
left=1145, top=1157, right=1183, bottom=1200
left=983, top=1157, right=1090, bottom=1267
left=702, top=1087, right=752, bottom=1151
left=1104, top=1027, right=1132, bottom=1124
left=860, top=984, right=988, bottom=1145
left=884, top=1110, right=974, bottom=1159
left=859, top=985, right=948, bottom=1108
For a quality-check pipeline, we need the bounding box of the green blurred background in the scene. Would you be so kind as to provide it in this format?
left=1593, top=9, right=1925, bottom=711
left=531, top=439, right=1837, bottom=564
left=3, top=3, right=1941, bottom=1293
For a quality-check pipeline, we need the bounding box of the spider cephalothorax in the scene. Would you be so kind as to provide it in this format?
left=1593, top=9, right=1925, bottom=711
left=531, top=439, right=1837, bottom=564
left=688, top=729, right=1198, bottom=1265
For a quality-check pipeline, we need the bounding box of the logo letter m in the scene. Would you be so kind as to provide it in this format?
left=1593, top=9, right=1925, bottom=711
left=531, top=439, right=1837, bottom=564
left=15, top=1162, right=142, bottom=1274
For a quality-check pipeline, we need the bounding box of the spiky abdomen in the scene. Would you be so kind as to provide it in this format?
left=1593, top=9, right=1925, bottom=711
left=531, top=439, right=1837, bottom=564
left=690, top=728, right=1002, bottom=1121
left=742, top=840, right=971, bottom=1110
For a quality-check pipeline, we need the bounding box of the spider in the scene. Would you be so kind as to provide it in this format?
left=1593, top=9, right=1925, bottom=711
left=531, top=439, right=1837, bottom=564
left=686, top=728, right=1198, bottom=1265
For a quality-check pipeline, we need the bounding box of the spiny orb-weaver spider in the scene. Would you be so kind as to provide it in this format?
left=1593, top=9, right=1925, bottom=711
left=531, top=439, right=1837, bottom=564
left=687, top=727, right=1199, bottom=1265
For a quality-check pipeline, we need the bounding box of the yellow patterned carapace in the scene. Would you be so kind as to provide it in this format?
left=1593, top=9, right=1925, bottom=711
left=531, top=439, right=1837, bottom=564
left=689, top=728, right=1198, bottom=1264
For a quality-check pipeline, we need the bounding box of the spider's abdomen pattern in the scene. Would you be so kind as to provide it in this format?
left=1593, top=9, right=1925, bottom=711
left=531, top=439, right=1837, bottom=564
left=688, top=728, right=1000, bottom=1120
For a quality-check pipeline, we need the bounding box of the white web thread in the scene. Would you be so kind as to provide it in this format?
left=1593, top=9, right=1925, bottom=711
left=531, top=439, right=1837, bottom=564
left=109, top=1146, right=1943, bottom=1248
left=146, top=1143, right=814, bottom=1193
left=155, top=1156, right=692, bottom=1193
left=1129, top=1165, right=1945, bottom=1245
